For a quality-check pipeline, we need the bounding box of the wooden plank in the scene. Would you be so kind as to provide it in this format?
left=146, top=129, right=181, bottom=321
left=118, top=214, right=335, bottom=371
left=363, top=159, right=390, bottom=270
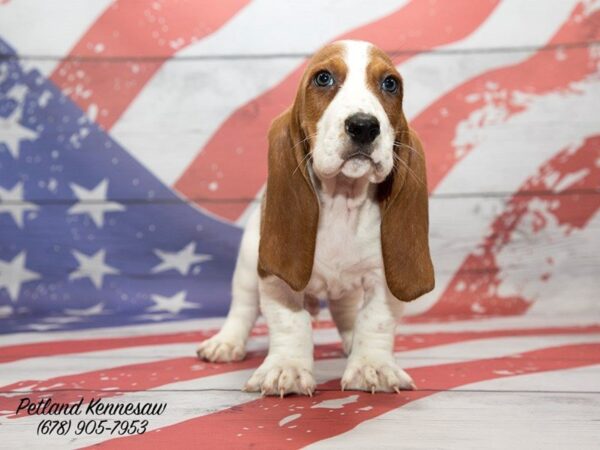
left=309, top=364, right=600, bottom=449
left=1, top=193, right=597, bottom=258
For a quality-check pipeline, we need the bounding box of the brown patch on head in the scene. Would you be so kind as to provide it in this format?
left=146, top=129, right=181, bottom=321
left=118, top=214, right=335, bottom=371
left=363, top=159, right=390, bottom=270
left=366, top=46, right=404, bottom=130
left=292, top=42, right=347, bottom=148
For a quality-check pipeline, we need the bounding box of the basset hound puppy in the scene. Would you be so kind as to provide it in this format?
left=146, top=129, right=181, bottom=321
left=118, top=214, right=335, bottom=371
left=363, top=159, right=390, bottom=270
left=197, top=40, right=434, bottom=396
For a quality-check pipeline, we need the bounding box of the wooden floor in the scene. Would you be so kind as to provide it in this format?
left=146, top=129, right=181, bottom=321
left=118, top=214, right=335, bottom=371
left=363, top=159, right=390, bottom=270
left=2, top=315, right=600, bottom=449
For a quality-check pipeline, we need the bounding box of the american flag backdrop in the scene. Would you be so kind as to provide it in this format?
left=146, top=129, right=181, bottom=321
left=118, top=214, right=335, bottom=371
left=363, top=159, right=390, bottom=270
left=0, top=0, right=599, bottom=448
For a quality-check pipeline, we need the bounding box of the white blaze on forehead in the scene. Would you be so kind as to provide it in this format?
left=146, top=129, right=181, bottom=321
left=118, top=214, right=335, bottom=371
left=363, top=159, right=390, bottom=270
left=312, top=40, right=395, bottom=181
left=340, top=40, right=372, bottom=91
left=333, top=40, right=382, bottom=118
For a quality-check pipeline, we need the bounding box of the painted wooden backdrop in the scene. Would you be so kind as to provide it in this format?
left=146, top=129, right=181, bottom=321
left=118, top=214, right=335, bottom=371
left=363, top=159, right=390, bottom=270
left=0, top=1, right=599, bottom=448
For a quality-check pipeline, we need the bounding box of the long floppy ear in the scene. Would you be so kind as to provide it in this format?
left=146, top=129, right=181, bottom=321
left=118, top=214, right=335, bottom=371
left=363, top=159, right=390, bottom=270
left=379, top=115, right=435, bottom=301
left=257, top=109, right=319, bottom=291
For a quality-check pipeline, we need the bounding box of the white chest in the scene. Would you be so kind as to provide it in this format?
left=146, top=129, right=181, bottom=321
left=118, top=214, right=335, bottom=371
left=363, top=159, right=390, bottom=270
left=306, top=193, right=384, bottom=300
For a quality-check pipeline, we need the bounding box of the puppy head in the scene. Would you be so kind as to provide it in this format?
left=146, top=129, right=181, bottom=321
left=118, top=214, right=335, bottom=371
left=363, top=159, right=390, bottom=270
left=258, top=40, right=434, bottom=301
left=293, top=40, right=403, bottom=183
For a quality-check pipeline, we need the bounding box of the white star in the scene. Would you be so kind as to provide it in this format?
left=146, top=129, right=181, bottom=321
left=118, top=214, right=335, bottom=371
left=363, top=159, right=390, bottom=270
left=69, top=249, right=119, bottom=289
left=67, top=179, right=125, bottom=227
left=0, top=251, right=40, bottom=302
left=0, top=106, right=38, bottom=158
left=0, top=182, right=38, bottom=227
left=148, top=290, right=198, bottom=315
left=151, top=242, right=212, bottom=275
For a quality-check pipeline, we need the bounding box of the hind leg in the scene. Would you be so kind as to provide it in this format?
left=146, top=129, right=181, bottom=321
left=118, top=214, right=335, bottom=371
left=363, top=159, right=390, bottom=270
left=328, top=289, right=362, bottom=355
left=197, top=208, right=260, bottom=362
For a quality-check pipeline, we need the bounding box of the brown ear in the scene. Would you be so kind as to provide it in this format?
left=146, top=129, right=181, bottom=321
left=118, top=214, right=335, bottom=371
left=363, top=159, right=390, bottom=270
left=379, top=117, right=435, bottom=301
left=257, top=109, right=319, bottom=291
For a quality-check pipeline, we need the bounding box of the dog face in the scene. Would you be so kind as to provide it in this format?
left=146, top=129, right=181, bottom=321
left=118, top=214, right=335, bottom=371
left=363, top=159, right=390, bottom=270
left=297, top=40, right=404, bottom=183
left=258, top=40, right=434, bottom=302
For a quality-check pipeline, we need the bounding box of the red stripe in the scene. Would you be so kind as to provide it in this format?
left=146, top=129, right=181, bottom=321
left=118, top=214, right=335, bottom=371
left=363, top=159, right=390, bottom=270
left=415, top=2, right=600, bottom=191
left=4, top=325, right=598, bottom=418
left=90, top=342, right=600, bottom=449
left=0, top=330, right=213, bottom=364
left=412, top=135, right=600, bottom=321
left=50, top=0, right=249, bottom=130
left=174, top=0, right=500, bottom=221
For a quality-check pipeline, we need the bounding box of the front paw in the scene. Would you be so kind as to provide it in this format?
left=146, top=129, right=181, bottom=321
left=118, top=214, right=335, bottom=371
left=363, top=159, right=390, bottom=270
left=196, top=333, right=246, bottom=362
left=341, top=354, right=415, bottom=393
left=244, top=356, right=315, bottom=397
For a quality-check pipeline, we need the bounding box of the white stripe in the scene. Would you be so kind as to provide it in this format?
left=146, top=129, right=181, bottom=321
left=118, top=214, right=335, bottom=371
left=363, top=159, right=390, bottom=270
left=3, top=308, right=600, bottom=349
left=402, top=0, right=579, bottom=118
left=398, top=314, right=600, bottom=335
left=111, top=0, right=410, bottom=187
left=502, top=210, right=600, bottom=317
left=0, top=0, right=112, bottom=76
left=3, top=333, right=599, bottom=447
left=309, top=364, right=600, bottom=450
left=406, top=76, right=600, bottom=315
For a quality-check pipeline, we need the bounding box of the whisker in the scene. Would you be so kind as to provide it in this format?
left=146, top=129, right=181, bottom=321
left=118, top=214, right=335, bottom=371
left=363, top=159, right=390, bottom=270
left=392, top=152, right=425, bottom=187
left=290, top=133, right=317, bottom=152
left=277, top=133, right=316, bottom=176
left=292, top=150, right=313, bottom=175
left=393, top=141, right=424, bottom=161
left=395, top=130, right=414, bottom=137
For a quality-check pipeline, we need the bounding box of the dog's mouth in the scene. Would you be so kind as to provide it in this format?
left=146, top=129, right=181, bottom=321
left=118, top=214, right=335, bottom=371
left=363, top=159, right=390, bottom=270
left=345, top=152, right=372, bottom=162
left=337, top=144, right=392, bottom=183
left=340, top=150, right=378, bottom=179
left=314, top=144, right=388, bottom=181
left=343, top=146, right=373, bottom=162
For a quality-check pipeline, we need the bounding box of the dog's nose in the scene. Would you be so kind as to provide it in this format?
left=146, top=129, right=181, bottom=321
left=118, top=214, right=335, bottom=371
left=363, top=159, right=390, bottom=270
left=345, top=113, right=380, bottom=145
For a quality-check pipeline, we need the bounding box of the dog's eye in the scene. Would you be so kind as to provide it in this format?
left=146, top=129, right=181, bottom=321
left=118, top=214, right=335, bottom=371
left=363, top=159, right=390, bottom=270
left=314, top=71, right=334, bottom=87
left=381, top=76, right=399, bottom=93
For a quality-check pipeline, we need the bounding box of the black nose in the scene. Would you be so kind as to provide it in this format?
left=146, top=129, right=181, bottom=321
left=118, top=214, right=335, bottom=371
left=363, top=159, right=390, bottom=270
left=345, top=113, right=380, bottom=145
